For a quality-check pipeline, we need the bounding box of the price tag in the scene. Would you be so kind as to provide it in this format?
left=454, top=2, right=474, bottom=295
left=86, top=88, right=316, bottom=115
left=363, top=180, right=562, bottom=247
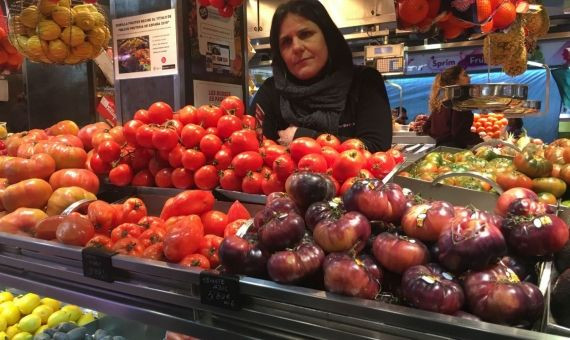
left=200, top=271, right=241, bottom=311
left=82, top=247, right=117, bottom=282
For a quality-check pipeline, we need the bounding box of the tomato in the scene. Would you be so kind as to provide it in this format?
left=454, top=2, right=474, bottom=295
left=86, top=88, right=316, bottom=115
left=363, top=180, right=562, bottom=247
left=1, top=178, right=52, bottom=212
left=1, top=153, right=56, bottom=184
left=88, top=200, right=119, bottom=235
left=196, top=105, right=223, bottom=128
left=179, top=254, right=210, bottom=269
left=165, top=144, right=184, bottom=168
left=199, top=234, right=223, bottom=268
left=155, top=167, right=174, bottom=188
left=261, top=144, right=287, bottom=167
left=272, top=154, right=295, bottom=181
left=160, top=190, right=215, bottom=220
left=135, top=125, right=155, bottom=148
left=46, top=186, right=97, bottom=216
left=332, top=150, right=366, bottom=182
left=139, top=227, right=166, bottom=248
left=357, top=168, right=374, bottom=178
left=180, top=124, right=206, bottom=149
left=218, top=4, right=234, bottom=17
left=213, top=149, right=232, bottom=170
left=96, top=140, right=121, bottom=163
left=148, top=101, right=174, bottom=124
left=178, top=105, right=198, bottom=124
left=537, top=192, right=557, bottom=205
left=217, top=114, right=243, bottom=139
left=134, top=109, right=150, bottom=123
left=514, top=144, right=553, bottom=178
left=56, top=215, right=95, bottom=246
left=85, top=235, right=113, bottom=251
left=367, top=152, right=396, bottom=179
left=242, top=171, right=262, bottom=194
left=163, top=215, right=205, bottom=262
left=130, top=169, right=154, bottom=186
left=0, top=208, right=47, bottom=234
left=495, top=171, right=532, bottom=190
left=47, top=120, right=79, bottom=136
left=142, top=242, right=165, bottom=260
left=232, top=151, right=263, bottom=177
left=152, top=126, right=179, bottom=151
left=119, top=197, right=147, bottom=224
left=224, top=201, right=249, bottom=223
left=148, top=156, right=169, bottom=176
left=22, top=142, right=88, bottom=170
left=220, top=95, right=245, bottom=118
left=261, top=139, right=277, bottom=147
left=111, top=223, right=145, bottom=242
left=224, top=219, right=247, bottom=237
left=201, top=210, right=228, bottom=236
left=228, top=129, right=258, bottom=154
left=339, top=177, right=359, bottom=196
left=112, top=237, right=145, bottom=257
left=199, top=134, right=223, bottom=159
left=32, top=215, right=63, bottom=240
left=169, top=167, right=192, bottom=189
left=91, top=131, right=116, bottom=150
left=78, top=122, right=110, bottom=150
left=219, top=169, right=241, bottom=191
left=109, top=126, right=126, bottom=145
left=90, top=152, right=111, bottom=174
left=532, top=177, right=567, bottom=198
left=194, top=165, right=219, bottom=190
left=339, top=138, right=365, bottom=152
left=242, top=115, right=257, bottom=130
left=289, top=137, right=320, bottom=163
left=181, top=149, right=206, bottom=172
left=109, top=164, right=134, bottom=187
left=50, top=134, right=84, bottom=148
left=261, top=172, right=285, bottom=195
left=388, top=149, right=405, bottom=164
left=128, top=148, right=152, bottom=172
left=316, top=134, right=341, bottom=150
left=321, top=146, right=340, bottom=168
left=123, top=120, right=144, bottom=146
left=298, top=153, right=328, bottom=173
left=137, top=216, right=165, bottom=229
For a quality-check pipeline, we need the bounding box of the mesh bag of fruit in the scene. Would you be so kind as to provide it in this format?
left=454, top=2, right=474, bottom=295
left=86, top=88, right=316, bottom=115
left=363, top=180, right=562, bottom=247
left=7, top=0, right=110, bottom=65
left=0, top=3, right=24, bottom=73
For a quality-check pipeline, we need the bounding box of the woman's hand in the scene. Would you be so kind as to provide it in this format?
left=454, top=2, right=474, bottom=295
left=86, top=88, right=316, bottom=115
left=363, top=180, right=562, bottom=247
left=278, top=126, right=298, bottom=146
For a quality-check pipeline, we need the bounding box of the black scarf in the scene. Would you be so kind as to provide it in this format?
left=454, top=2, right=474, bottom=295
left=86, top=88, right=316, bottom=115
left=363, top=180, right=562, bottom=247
left=273, top=63, right=354, bottom=135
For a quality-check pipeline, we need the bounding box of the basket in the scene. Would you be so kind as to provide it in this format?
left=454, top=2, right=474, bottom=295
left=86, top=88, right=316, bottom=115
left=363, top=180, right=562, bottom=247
left=6, top=0, right=110, bottom=65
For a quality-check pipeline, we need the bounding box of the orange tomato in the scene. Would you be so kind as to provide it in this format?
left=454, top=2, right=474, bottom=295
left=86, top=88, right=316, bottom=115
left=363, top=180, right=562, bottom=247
left=474, top=122, right=482, bottom=128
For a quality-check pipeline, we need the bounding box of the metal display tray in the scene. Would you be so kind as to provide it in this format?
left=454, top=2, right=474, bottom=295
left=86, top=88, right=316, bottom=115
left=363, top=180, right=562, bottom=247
left=543, top=263, right=570, bottom=337
left=215, top=188, right=267, bottom=205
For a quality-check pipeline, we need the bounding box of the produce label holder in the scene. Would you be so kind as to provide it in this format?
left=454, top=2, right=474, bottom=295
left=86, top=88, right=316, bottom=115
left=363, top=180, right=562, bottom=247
left=81, top=246, right=117, bottom=283
left=199, top=270, right=242, bottom=311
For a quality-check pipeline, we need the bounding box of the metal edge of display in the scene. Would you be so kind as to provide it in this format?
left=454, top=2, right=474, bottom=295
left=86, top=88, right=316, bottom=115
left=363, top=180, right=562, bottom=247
left=215, top=188, right=267, bottom=204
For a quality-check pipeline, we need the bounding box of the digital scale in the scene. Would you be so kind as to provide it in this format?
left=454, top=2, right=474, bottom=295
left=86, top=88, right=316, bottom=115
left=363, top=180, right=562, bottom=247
left=364, top=43, right=405, bottom=76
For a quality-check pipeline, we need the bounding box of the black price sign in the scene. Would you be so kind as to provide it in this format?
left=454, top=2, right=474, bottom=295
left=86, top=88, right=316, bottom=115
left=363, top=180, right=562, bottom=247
left=200, top=271, right=241, bottom=311
left=82, top=247, right=116, bottom=282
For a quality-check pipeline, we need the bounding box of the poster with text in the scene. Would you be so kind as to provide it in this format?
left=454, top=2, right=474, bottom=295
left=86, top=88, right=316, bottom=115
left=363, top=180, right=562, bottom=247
left=193, top=80, right=243, bottom=107
left=112, top=9, right=178, bottom=80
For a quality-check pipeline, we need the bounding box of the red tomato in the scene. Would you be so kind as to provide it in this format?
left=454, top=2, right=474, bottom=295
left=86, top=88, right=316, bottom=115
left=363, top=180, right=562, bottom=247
left=148, top=101, right=173, bottom=124
left=55, top=215, right=95, bottom=246
left=213, top=149, right=232, bottom=170
left=163, top=215, right=204, bottom=262
left=242, top=115, right=257, bottom=130
left=152, top=126, right=179, bottom=151
left=164, top=119, right=183, bottom=136
left=329, top=175, right=340, bottom=195
left=181, top=149, right=207, bottom=172
left=219, top=169, right=241, bottom=191
left=228, top=129, right=258, bottom=154
left=198, top=234, right=223, bottom=268
left=88, top=201, right=118, bottom=235
left=142, top=242, right=165, bottom=261
left=136, top=125, right=156, bottom=148
left=194, top=165, right=219, bottom=190
left=262, top=139, right=277, bottom=147
left=388, top=149, right=405, bottom=164
left=132, top=148, right=154, bottom=171
left=91, top=132, right=115, bottom=150
left=155, top=168, right=174, bottom=187
left=97, top=140, right=121, bottom=163
left=298, top=153, right=328, bottom=173
left=201, top=210, right=228, bottom=236
left=181, top=124, right=206, bottom=148
left=220, top=95, right=245, bottom=118
left=86, top=235, right=113, bottom=251
left=109, top=164, right=133, bottom=187
left=134, top=109, right=150, bottom=123
left=112, top=237, right=144, bottom=257
left=148, top=156, right=169, bottom=176
left=321, top=146, right=340, bottom=168
left=217, top=114, right=243, bottom=139
left=340, top=138, right=366, bottom=152
left=138, top=216, right=165, bottom=230
left=367, top=152, right=396, bottom=178
left=179, top=254, right=210, bottom=269
left=261, top=144, right=288, bottom=167
left=218, top=5, right=234, bottom=18
left=358, top=168, right=374, bottom=178
left=242, top=171, right=262, bottom=194
left=316, top=134, right=341, bottom=150
left=168, top=144, right=185, bottom=168
left=260, top=166, right=272, bottom=178
left=111, top=223, right=145, bottom=242
left=197, top=105, right=224, bottom=128
left=49, top=168, right=100, bottom=194
left=272, top=154, right=295, bottom=181
left=160, top=190, right=215, bottom=220
left=332, top=150, right=366, bottom=182
left=121, top=197, right=148, bottom=223
left=261, top=172, right=285, bottom=195
left=206, top=127, right=218, bottom=136
left=227, top=201, right=251, bottom=222
left=178, top=105, right=199, bottom=125
left=171, top=167, right=194, bottom=189
left=289, top=137, right=321, bottom=163
left=231, top=151, right=263, bottom=177
left=158, top=148, right=171, bottom=162
left=339, top=177, right=359, bottom=196
left=199, top=134, right=223, bottom=159
left=224, top=219, right=247, bottom=237
left=139, top=227, right=166, bottom=248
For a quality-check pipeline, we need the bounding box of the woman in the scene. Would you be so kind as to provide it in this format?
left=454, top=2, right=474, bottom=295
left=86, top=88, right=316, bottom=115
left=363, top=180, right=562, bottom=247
left=249, top=0, right=392, bottom=152
left=424, top=66, right=482, bottom=148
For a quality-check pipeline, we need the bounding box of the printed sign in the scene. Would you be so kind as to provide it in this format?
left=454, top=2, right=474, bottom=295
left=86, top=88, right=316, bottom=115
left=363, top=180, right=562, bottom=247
left=193, top=80, right=243, bottom=106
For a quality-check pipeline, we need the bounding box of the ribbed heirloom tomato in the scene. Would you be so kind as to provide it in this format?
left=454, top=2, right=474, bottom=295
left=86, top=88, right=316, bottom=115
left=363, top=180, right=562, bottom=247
left=163, top=215, right=205, bottom=262
left=88, top=200, right=119, bottom=235
left=121, top=197, right=148, bottom=223
left=179, top=254, right=211, bottom=269
left=199, top=234, right=223, bottom=268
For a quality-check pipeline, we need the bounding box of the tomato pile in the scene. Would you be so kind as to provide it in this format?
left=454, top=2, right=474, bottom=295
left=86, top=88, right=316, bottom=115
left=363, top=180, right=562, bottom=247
left=470, top=113, right=508, bottom=139
left=0, top=26, right=23, bottom=73
left=197, top=0, right=244, bottom=18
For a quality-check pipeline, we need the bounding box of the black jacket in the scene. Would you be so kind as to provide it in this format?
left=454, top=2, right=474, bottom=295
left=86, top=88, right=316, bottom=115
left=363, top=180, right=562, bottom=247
left=249, top=66, right=393, bottom=152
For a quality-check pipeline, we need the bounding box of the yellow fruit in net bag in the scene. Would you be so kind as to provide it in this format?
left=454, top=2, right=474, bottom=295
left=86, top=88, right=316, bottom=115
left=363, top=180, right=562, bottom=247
left=60, top=26, right=86, bottom=47
left=10, top=16, right=27, bottom=35
left=64, top=54, right=82, bottom=64
left=48, top=39, right=70, bottom=61
left=25, top=27, right=37, bottom=37
left=52, top=6, right=74, bottom=28
left=38, top=20, right=62, bottom=41
left=73, top=4, right=92, bottom=13
left=74, top=11, right=96, bottom=31
left=20, top=6, right=40, bottom=29
left=26, top=36, right=46, bottom=58
left=38, top=0, right=58, bottom=16
left=92, top=12, right=106, bottom=27
left=58, top=0, right=71, bottom=7
left=87, top=26, right=105, bottom=46
left=13, top=36, right=28, bottom=54
left=72, top=42, right=93, bottom=59
left=103, top=26, right=111, bottom=46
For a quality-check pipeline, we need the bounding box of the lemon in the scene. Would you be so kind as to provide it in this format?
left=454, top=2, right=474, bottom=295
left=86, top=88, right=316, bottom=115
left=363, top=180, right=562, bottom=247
left=0, top=331, right=6, bottom=340
left=0, top=315, right=6, bottom=332
left=34, top=325, right=48, bottom=336
left=11, top=332, right=32, bottom=340
left=0, top=293, right=13, bottom=304
left=60, top=306, right=81, bottom=322
left=0, top=305, right=20, bottom=326
left=31, top=305, right=53, bottom=324
left=5, top=325, right=20, bottom=339
left=76, top=312, right=94, bottom=326
left=40, top=298, right=60, bottom=312
left=15, top=294, right=40, bottom=315
left=47, top=310, right=69, bottom=328
left=17, top=315, right=40, bottom=333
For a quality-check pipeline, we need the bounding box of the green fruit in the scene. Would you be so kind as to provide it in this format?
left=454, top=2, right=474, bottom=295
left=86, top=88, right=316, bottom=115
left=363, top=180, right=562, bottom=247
left=15, top=294, right=40, bottom=315
left=532, top=177, right=567, bottom=198
left=18, top=314, right=41, bottom=333
left=11, top=332, right=32, bottom=340
left=31, top=305, right=53, bottom=324
left=34, top=324, right=48, bottom=335
left=60, top=306, right=81, bottom=322
left=561, top=200, right=570, bottom=208
left=76, top=313, right=94, bottom=326
left=47, top=310, right=70, bottom=328
left=1, top=304, right=20, bottom=325
left=40, top=298, right=61, bottom=312
left=0, top=292, right=13, bottom=304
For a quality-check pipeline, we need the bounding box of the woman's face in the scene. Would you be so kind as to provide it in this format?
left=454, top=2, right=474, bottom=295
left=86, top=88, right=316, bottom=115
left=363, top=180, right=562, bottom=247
left=458, top=70, right=471, bottom=85
left=278, top=13, right=329, bottom=81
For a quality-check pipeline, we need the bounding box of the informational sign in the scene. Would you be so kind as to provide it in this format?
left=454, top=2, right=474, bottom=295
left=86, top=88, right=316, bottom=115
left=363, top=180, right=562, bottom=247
left=112, top=9, right=178, bottom=80
left=193, top=80, right=243, bottom=106
left=96, top=96, right=117, bottom=126
left=82, top=247, right=116, bottom=282
left=196, top=4, right=235, bottom=74
left=200, top=271, right=241, bottom=311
